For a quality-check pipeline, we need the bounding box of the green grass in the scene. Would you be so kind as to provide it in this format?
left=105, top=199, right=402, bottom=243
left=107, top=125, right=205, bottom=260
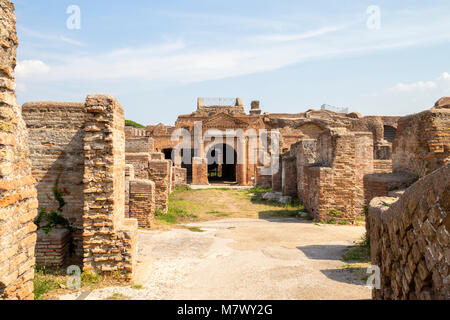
left=125, top=120, right=145, bottom=129
left=155, top=206, right=198, bottom=225
left=188, top=227, right=204, bottom=233
left=104, top=293, right=130, bottom=300
left=33, top=270, right=63, bottom=300
left=131, top=284, right=144, bottom=290
left=81, top=270, right=100, bottom=286
left=342, top=238, right=371, bottom=263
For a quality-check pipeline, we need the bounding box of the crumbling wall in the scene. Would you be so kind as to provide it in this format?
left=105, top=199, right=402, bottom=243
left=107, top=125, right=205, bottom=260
left=125, top=136, right=154, bottom=154
left=0, top=0, right=38, bottom=300
left=82, top=95, right=137, bottom=279
left=293, top=139, right=317, bottom=203
left=368, top=164, right=449, bottom=300
left=281, top=151, right=297, bottom=197
left=302, top=129, right=373, bottom=222
left=393, top=103, right=449, bottom=178
left=125, top=153, right=150, bottom=179
left=172, top=166, right=187, bottom=189
left=148, top=159, right=172, bottom=212
left=129, top=179, right=155, bottom=229
left=22, top=102, right=85, bottom=257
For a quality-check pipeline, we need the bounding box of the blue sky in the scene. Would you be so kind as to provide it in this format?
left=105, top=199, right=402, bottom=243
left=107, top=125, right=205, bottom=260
left=13, top=0, right=450, bottom=125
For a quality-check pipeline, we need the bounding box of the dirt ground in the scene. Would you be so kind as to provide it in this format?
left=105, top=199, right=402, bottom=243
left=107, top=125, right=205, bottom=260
left=59, top=188, right=372, bottom=300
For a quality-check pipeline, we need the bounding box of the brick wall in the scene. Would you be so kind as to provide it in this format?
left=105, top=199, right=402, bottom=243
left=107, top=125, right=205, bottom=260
left=0, top=0, right=38, bottom=300
left=373, top=160, right=393, bottom=173
left=255, top=166, right=272, bottom=188
left=281, top=152, right=297, bottom=197
left=393, top=104, right=449, bottom=178
left=302, top=129, right=373, bottom=222
left=125, top=153, right=150, bottom=179
left=172, top=166, right=187, bottom=189
left=22, top=102, right=85, bottom=257
left=192, top=157, right=208, bottom=185
left=129, top=179, right=155, bottom=229
left=148, top=159, right=172, bottom=212
left=293, top=139, right=317, bottom=203
left=35, top=229, right=70, bottom=267
left=368, top=164, right=449, bottom=300
left=82, top=95, right=137, bottom=280
left=125, top=136, right=154, bottom=154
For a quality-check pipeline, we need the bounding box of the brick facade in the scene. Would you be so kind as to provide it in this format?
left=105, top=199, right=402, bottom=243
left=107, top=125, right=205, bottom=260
left=129, top=179, right=155, bottom=229
left=0, top=0, right=38, bottom=300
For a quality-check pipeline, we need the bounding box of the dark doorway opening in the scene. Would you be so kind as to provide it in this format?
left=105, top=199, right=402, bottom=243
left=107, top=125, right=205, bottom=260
left=162, top=148, right=173, bottom=161
left=207, top=144, right=237, bottom=183
left=180, top=149, right=194, bottom=183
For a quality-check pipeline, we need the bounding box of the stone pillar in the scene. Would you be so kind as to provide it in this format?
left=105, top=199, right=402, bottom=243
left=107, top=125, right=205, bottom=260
left=82, top=95, right=137, bottom=279
left=148, top=159, right=171, bottom=213
left=236, top=139, right=247, bottom=185
left=129, top=179, right=155, bottom=229
left=192, top=157, right=208, bottom=185
left=0, top=0, right=38, bottom=300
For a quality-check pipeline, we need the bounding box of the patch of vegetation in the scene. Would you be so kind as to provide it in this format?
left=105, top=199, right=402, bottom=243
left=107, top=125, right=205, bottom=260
left=329, top=209, right=341, bottom=217
left=34, top=185, right=77, bottom=236
left=342, top=237, right=371, bottom=263
left=125, top=120, right=146, bottom=129
left=188, top=227, right=204, bottom=233
left=81, top=270, right=101, bottom=286
left=155, top=207, right=198, bottom=225
left=338, top=220, right=350, bottom=225
left=320, top=219, right=337, bottom=225
left=131, top=284, right=144, bottom=290
left=382, top=201, right=391, bottom=207
left=104, top=293, right=131, bottom=300
left=33, top=266, right=65, bottom=300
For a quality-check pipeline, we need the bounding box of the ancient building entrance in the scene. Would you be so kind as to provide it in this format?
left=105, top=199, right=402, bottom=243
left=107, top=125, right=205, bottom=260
left=206, top=143, right=237, bottom=183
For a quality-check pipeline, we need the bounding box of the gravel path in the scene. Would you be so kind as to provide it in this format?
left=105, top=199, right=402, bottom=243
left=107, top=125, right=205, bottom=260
left=60, top=218, right=371, bottom=300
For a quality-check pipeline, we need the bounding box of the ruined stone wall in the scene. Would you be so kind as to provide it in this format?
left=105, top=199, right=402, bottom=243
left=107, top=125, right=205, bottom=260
left=129, top=179, right=155, bottom=229
left=82, top=95, right=137, bottom=279
left=368, top=164, right=449, bottom=300
left=148, top=159, right=172, bottom=212
left=0, top=0, right=38, bottom=300
left=124, top=164, right=134, bottom=218
left=293, top=139, right=317, bottom=203
left=373, top=160, right=393, bottom=174
left=35, top=229, right=70, bottom=267
left=281, top=152, right=297, bottom=197
left=172, top=166, right=187, bottom=189
left=302, top=129, right=373, bottom=222
left=125, top=136, right=154, bottom=154
left=255, top=166, right=272, bottom=188
left=22, top=102, right=85, bottom=257
left=125, top=153, right=150, bottom=179
left=271, top=156, right=282, bottom=192
left=393, top=104, right=449, bottom=178
left=192, top=157, right=208, bottom=185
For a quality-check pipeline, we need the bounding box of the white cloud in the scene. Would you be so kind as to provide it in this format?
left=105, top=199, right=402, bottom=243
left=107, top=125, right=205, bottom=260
left=59, top=36, right=86, bottom=47
left=16, top=60, right=50, bottom=78
left=254, top=25, right=346, bottom=42
left=389, top=72, right=450, bottom=92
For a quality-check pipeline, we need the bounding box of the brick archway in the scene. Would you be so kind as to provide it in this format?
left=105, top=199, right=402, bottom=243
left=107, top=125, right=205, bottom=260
left=205, top=143, right=237, bottom=183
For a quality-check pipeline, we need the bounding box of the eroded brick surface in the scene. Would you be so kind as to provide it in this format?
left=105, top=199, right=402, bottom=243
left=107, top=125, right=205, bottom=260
left=0, top=0, right=38, bottom=300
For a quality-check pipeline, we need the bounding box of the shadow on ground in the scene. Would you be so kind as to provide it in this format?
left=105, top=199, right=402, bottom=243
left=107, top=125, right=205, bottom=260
left=297, top=244, right=349, bottom=260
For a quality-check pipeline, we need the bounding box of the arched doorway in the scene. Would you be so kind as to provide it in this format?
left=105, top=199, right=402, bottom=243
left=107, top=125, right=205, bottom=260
left=206, top=143, right=237, bottom=183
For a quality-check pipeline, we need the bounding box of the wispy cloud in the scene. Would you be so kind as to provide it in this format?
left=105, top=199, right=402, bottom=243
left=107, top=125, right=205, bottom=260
left=18, top=26, right=86, bottom=47
left=389, top=72, right=450, bottom=92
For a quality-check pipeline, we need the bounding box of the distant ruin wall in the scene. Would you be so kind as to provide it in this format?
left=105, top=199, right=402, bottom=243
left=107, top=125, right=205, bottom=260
left=148, top=159, right=172, bottom=213
left=22, top=102, right=85, bottom=257
left=172, top=166, right=187, bottom=189
left=125, top=136, right=154, bottom=154
left=281, top=153, right=297, bottom=197
left=0, top=0, right=38, bottom=300
left=369, top=164, right=449, bottom=300
left=393, top=107, right=449, bottom=178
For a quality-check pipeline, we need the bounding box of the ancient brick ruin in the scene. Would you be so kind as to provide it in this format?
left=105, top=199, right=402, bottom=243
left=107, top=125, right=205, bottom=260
left=368, top=101, right=449, bottom=300
left=0, top=0, right=38, bottom=300
left=0, top=0, right=448, bottom=300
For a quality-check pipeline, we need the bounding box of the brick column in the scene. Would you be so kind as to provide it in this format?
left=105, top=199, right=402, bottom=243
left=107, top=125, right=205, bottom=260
left=82, top=95, right=137, bottom=279
left=129, top=179, right=155, bottom=229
